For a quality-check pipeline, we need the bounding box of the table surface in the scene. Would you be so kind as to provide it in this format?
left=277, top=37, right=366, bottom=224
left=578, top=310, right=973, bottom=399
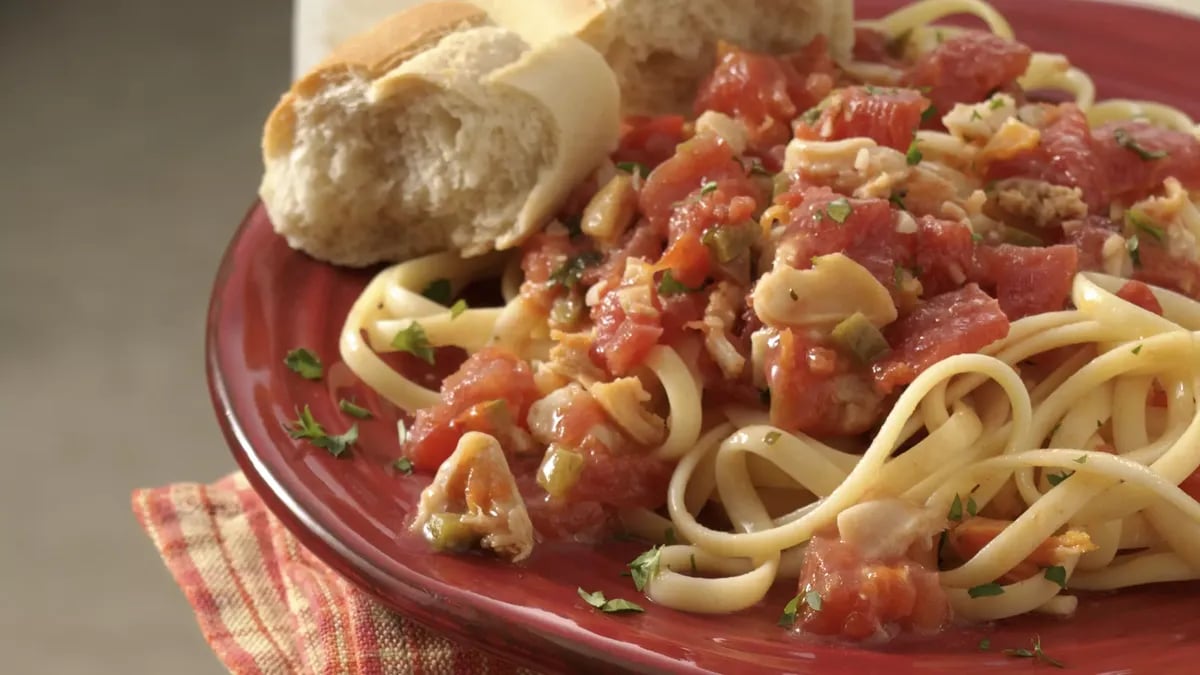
left=1, top=1, right=1195, bottom=674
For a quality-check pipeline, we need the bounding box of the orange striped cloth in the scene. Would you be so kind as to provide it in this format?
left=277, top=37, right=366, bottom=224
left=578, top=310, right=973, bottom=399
left=132, top=471, right=534, bottom=675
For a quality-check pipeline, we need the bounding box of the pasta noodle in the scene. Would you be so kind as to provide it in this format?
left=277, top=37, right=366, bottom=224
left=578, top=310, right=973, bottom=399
left=336, top=0, right=1200, bottom=642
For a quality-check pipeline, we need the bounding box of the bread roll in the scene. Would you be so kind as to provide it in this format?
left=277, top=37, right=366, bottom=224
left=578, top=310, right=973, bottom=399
left=260, top=1, right=621, bottom=267
left=472, top=0, right=855, bottom=114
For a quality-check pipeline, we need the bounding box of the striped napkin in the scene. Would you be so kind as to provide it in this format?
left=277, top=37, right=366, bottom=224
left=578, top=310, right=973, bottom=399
left=132, top=472, right=534, bottom=675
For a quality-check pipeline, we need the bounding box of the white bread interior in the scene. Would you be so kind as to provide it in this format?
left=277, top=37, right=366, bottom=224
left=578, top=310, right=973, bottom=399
left=473, top=0, right=855, bottom=114
left=259, top=1, right=620, bottom=267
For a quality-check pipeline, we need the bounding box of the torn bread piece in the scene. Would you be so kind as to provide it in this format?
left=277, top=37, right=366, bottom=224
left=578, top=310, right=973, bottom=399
left=260, top=1, right=621, bottom=266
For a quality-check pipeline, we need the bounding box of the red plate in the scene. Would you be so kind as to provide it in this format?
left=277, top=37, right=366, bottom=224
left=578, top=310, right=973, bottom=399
left=209, top=2, right=1200, bottom=672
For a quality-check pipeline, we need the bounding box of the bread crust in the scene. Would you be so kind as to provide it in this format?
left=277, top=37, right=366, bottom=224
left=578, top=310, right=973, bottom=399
left=262, top=1, right=488, bottom=160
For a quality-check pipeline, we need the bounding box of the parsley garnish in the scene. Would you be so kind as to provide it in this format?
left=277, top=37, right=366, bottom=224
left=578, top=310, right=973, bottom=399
left=971, top=231, right=984, bottom=243
left=1132, top=343, right=1144, bottom=355
left=284, top=348, right=323, bottom=380
left=657, top=270, right=703, bottom=296
left=1004, top=635, right=1065, bottom=668
left=391, top=322, right=436, bottom=364
left=989, top=97, right=1006, bottom=110
left=287, top=406, right=358, bottom=457
left=449, top=299, right=468, bottom=319
left=1043, top=565, right=1068, bottom=589
left=1047, top=470, right=1073, bottom=487
left=968, top=582, right=1005, bottom=598
left=577, top=588, right=644, bottom=614
left=393, top=457, right=414, bottom=475
left=338, top=399, right=372, bottom=419
left=1127, top=210, right=1165, bottom=242
left=778, top=588, right=822, bottom=626
left=421, top=278, right=452, bottom=305
left=1127, top=234, right=1142, bottom=268
left=1114, top=128, right=1168, bottom=160
left=979, top=638, right=991, bottom=651
left=764, top=431, right=782, bottom=445
left=970, top=109, right=983, bottom=121
left=826, top=198, right=853, bottom=224
left=700, top=180, right=719, bottom=196
left=1075, top=454, right=1089, bottom=464
left=550, top=251, right=603, bottom=289
left=906, top=139, right=923, bottom=165
left=800, top=104, right=824, bottom=125
left=948, top=494, right=964, bottom=521
left=922, top=104, right=939, bottom=124
left=616, top=161, right=647, bottom=177
left=628, top=546, right=663, bottom=591
left=888, top=190, right=908, bottom=211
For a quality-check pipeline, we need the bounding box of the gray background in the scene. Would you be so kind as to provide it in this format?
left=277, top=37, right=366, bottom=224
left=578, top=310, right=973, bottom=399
left=1, top=1, right=288, bottom=672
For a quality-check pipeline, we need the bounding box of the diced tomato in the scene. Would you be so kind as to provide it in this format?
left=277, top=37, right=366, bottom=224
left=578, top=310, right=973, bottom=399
left=777, top=187, right=916, bottom=291
left=404, top=348, right=540, bottom=471
left=915, top=216, right=975, bottom=297
left=796, top=535, right=949, bottom=641
left=947, top=517, right=1092, bottom=583
left=613, top=115, right=688, bottom=170
left=986, top=104, right=1108, bottom=211
left=903, top=31, right=1032, bottom=118
left=873, top=284, right=1009, bottom=394
left=1131, top=240, right=1200, bottom=299
left=519, top=231, right=593, bottom=310
left=1094, top=121, right=1200, bottom=205
left=765, top=329, right=884, bottom=436
left=590, top=289, right=663, bottom=376
left=639, top=134, right=759, bottom=234
left=972, top=244, right=1079, bottom=319
left=695, top=38, right=838, bottom=156
left=1116, top=280, right=1164, bottom=315
left=795, top=86, right=930, bottom=151
left=1062, top=216, right=1120, bottom=271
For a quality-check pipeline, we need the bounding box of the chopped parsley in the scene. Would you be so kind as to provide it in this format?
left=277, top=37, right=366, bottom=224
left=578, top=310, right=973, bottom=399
left=577, top=588, right=644, bottom=614
left=421, top=278, right=453, bottom=305
left=449, top=299, right=468, bottom=319
left=1075, top=454, right=1089, bottom=464
left=1132, top=343, right=1144, bottom=355
left=764, top=431, right=782, bottom=445
left=657, top=270, right=704, bottom=297
left=287, top=406, right=358, bottom=458
left=800, top=104, right=824, bottom=125
left=826, top=198, right=853, bottom=224
left=989, top=97, right=1006, bottom=110
left=1043, top=565, right=1068, bottom=589
left=923, top=104, right=940, bottom=124
left=1114, top=128, right=1168, bottom=160
left=1126, top=210, right=1165, bottom=242
left=948, top=494, right=977, bottom=521
left=615, top=161, right=647, bottom=177
left=979, top=638, right=992, bottom=651
left=1004, top=635, right=1065, bottom=668
left=284, top=348, right=323, bottom=380
left=1127, top=234, right=1142, bottom=268
left=971, top=231, right=984, bottom=243
left=906, top=139, right=923, bottom=165
left=968, top=582, right=1005, bottom=598
left=550, top=251, right=603, bottom=289
left=778, top=588, right=822, bottom=627
left=970, top=109, right=983, bottom=122
left=1047, top=470, right=1073, bottom=487
left=393, top=457, right=414, bottom=475
left=700, top=180, right=719, bottom=196
left=338, top=399, right=373, bottom=419
left=888, top=189, right=908, bottom=211
left=628, top=546, right=663, bottom=592
left=747, top=159, right=772, bottom=177
left=391, top=322, right=436, bottom=364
